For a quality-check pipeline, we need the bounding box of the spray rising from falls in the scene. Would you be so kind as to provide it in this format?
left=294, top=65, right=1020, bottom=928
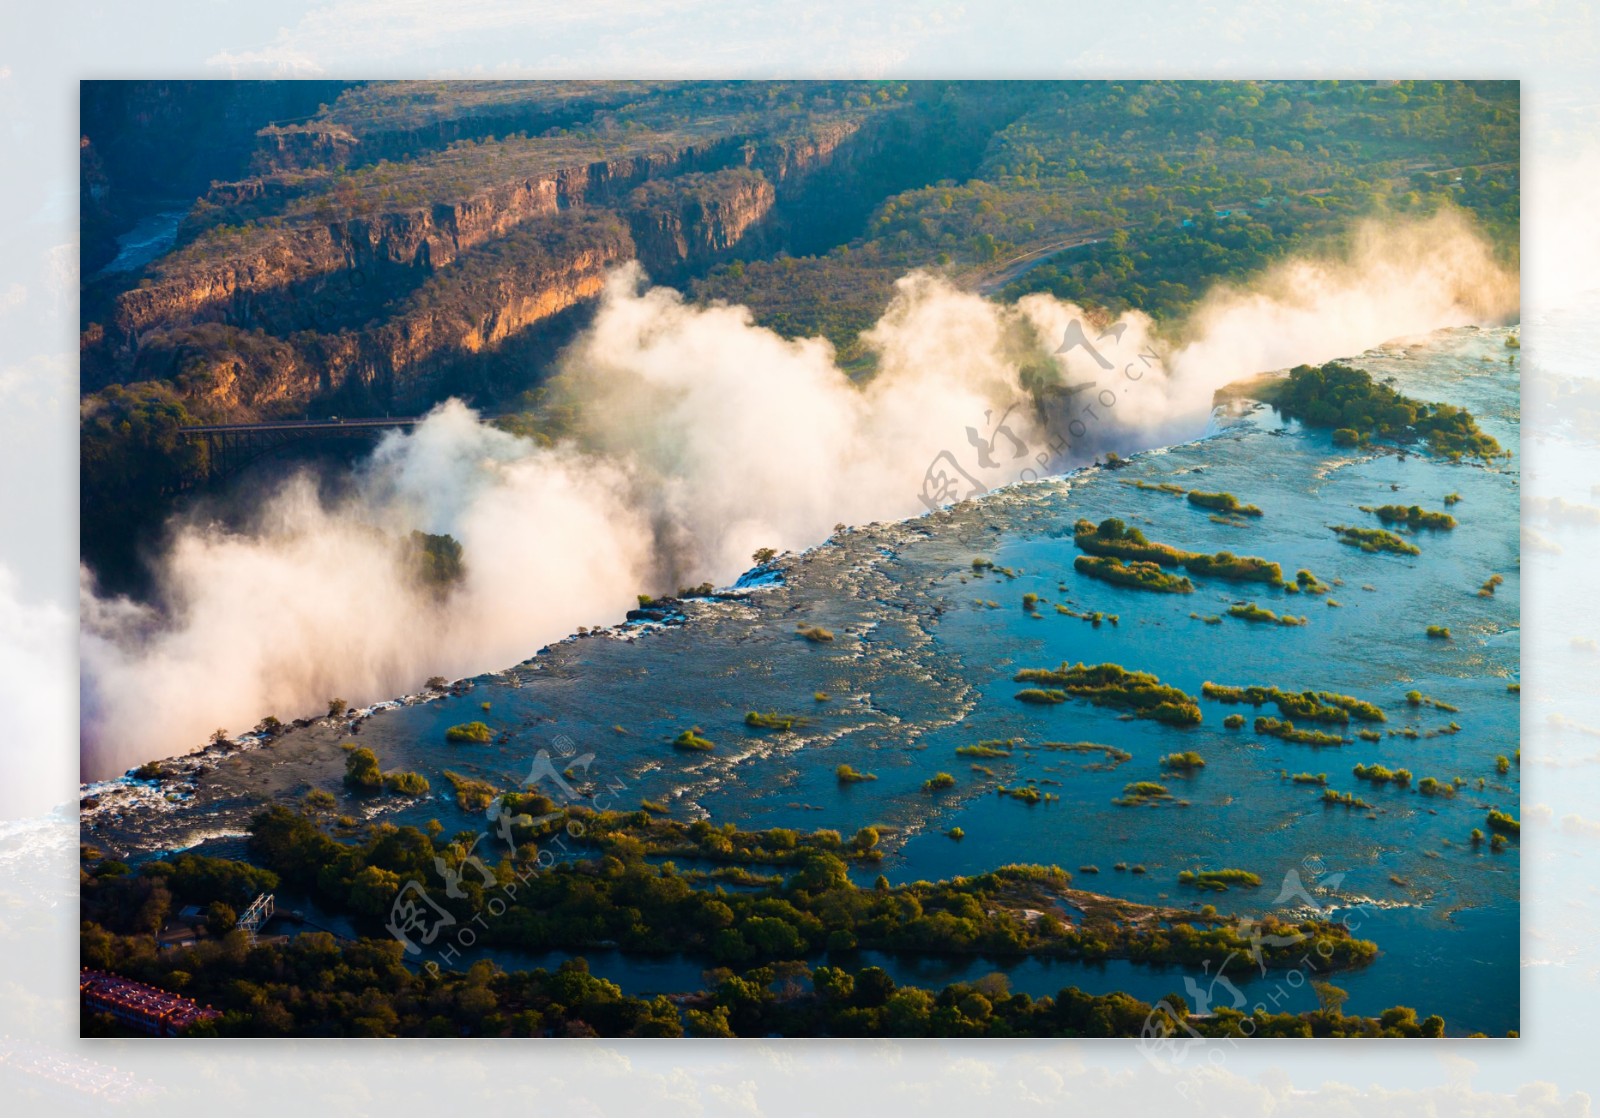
left=80, top=211, right=1517, bottom=779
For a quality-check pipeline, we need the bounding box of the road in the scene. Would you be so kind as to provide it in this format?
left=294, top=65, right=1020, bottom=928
left=961, top=230, right=1113, bottom=295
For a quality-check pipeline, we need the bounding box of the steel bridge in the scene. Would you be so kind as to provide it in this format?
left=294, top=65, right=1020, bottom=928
left=237, top=893, right=275, bottom=946
left=177, top=417, right=424, bottom=488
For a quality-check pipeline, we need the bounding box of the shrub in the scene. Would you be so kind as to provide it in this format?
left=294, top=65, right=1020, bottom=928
left=1178, top=868, right=1260, bottom=891
left=1291, top=772, right=1328, bottom=785
left=999, top=785, right=1048, bottom=804
left=1012, top=661, right=1201, bottom=724
left=1353, top=762, right=1412, bottom=786
left=1113, top=781, right=1171, bottom=806
left=1186, top=490, right=1263, bottom=516
left=1073, top=555, right=1194, bottom=593
left=956, top=742, right=1015, bottom=758
left=343, top=747, right=382, bottom=791
left=303, top=789, right=337, bottom=811
left=798, top=626, right=835, bottom=643
left=1226, top=602, right=1305, bottom=626
left=1322, top=788, right=1371, bottom=808
left=1202, top=683, right=1382, bottom=723
left=1295, top=568, right=1330, bottom=593
left=1184, top=551, right=1284, bottom=585
left=746, top=711, right=802, bottom=730
left=1223, top=713, right=1246, bottom=729
left=923, top=772, right=957, bottom=792
left=674, top=729, right=715, bottom=752
left=1124, top=479, right=1187, bottom=495
left=1257, top=717, right=1344, bottom=746
left=1486, top=809, right=1519, bottom=835
left=441, top=770, right=498, bottom=812
left=1160, top=751, right=1205, bottom=771
left=1426, top=625, right=1451, bottom=640
left=382, top=770, right=430, bottom=795
left=1362, top=504, right=1456, bottom=530
left=1331, top=525, right=1421, bottom=556
left=835, top=764, right=877, bottom=784
left=444, top=721, right=493, bottom=744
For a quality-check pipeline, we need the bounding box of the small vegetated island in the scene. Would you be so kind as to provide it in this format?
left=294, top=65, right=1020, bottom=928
left=1330, top=525, right=1422, bottom=557
left=1072, top=555, right=1194, bottom=593
left=1273, top=360, right=1504, bottom=461
left=444, top=721, right=493, bottom=744
left=1186, top=490, right=1263, bottom=517
left=746, top=711, right=806, bottom=731
left=1226, top=602, right=1307, bottom=626
left=1012, top=661, right=1203, bottom=725
left=1201, top=683, right=1386, bottom=725
left=673, top=728, right=716, bottom=752
left=1177, top=867, right=1261, bottom=892
left=1361, top=504, right=1457, bottom=530
left=1073, top=518, right=1284, bottom=585
left=835, top=764, right=877, bottom=784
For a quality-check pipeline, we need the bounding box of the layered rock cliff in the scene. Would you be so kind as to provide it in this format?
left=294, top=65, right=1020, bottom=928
left=625, top=169, right=777, bottom=279
left=112, top=135, right=753, bottom=344
left=128, top=211, right=635, bottom=418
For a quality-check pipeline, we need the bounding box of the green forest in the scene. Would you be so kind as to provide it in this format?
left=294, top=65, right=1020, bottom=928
left=79, top=804, right=1463, bottom=1038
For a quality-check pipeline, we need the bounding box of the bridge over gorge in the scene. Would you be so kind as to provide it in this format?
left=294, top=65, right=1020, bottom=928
left=176, top=416, right=427, bottom=487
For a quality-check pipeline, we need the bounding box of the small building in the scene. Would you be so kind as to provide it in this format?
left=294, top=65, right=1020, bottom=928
left=80, top=969, right=220, bottom=1037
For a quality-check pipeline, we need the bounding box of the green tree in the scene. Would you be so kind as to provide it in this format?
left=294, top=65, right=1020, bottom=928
left=344, top=747, right=382, bottom=790
left=205, top=900, right=237, bottom=936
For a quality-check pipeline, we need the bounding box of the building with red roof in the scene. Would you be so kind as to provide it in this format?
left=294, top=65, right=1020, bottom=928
left=79, top=969, right=221, bottom=1037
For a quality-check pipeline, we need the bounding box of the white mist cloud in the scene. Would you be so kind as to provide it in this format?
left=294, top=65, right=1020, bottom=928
left=80, top=213, right=1518, bottom=779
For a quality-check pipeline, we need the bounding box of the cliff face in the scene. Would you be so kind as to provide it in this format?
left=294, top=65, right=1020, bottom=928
left=345, top=218, right=635, bottom=409
left=251, top=126, right=360, bottom=175
left=626, top=169, right=777, bottom=279
left=128, top=212, right=636, bottom=418
left=112, top=136, right=750, bottom=344
left=745, top=117, right=864, bottom=190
